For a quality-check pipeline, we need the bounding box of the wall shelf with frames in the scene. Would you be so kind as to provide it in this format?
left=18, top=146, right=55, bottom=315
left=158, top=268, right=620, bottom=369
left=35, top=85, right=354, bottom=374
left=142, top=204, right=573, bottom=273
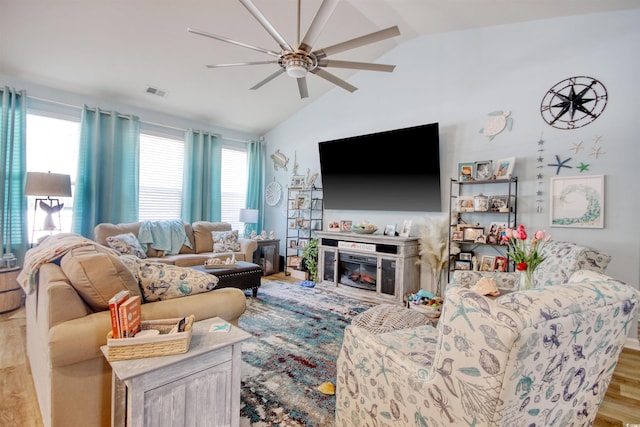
left=447, top=177, right=518, bottom=282
left=285, top=186, right=323, bottom=276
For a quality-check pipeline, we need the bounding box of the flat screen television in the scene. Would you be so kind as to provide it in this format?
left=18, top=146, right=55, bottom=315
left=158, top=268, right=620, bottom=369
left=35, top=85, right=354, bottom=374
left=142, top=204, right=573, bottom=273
left=318, top=122, right=441, bottom=212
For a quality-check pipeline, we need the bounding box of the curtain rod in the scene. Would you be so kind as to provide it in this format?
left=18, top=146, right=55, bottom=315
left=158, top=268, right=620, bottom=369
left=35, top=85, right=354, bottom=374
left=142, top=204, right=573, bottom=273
left=22, top=93, right=254, bottom=144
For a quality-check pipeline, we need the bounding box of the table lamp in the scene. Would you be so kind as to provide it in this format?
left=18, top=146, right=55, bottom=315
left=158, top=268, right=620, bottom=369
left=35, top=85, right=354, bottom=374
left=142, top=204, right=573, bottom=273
left=25, top=171, right=72, bottom=233
left=238, top=208, right=259, bottom=238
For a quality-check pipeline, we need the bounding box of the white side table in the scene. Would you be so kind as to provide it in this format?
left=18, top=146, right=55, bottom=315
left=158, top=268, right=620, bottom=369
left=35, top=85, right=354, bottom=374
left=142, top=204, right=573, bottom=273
left=101, top=317, right=251, bottom=427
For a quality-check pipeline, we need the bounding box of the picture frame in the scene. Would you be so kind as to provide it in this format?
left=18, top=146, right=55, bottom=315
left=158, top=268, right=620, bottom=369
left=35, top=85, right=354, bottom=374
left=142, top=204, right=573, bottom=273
left=493, top=157, right=515, bottom=180
left=287, top=256, right=302, bottom=268
left=289, top=239, right=297, bottom=248
left=451, top=230, right=464, bottom=241
left=474, top=234, right=487, bottom=244
left=463, top=226, right=484, bottom=241
left=328, top=221, right=340, bottom=231
left=305, top=172, right=319, bottom=189
left=459, top=252, right=473, bottom=261
left=474, top=160, right=493, bottom=181
left=480, top=255, right=496, bottom=272
left=290, top=175, right=305, bottom=189
left=400, top=220, right=413, bottom=237
left=488, top=195, right=510, bottom=212
left=295, top=194, right=308, bottom=209
left=550, top=175, right=605, bottom=228
left=454, top=260, right=472, bottom=270
left=340, top=220, right=352, bottom=232
left=457, top=196, right=475, bottom=212
left=458, top=162, right=475, bottom=181
left=494, top=256, right=508, bottom=272
left=298, top=238, right=309, bottom=248
left=383, top=224, right=397, bottom=236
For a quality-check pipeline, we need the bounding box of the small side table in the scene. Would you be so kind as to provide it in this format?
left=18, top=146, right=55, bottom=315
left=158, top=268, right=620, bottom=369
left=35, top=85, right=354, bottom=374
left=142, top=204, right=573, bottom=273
left=0, top=267, right=24, bottom=314
left=253, top=239, right=280, bottom=276
left=101, top=317, right=251, bottom=427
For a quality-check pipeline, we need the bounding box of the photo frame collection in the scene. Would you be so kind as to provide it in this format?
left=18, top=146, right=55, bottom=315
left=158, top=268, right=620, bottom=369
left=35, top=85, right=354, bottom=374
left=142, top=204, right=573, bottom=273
left=457, top=156, right=515, bottom=181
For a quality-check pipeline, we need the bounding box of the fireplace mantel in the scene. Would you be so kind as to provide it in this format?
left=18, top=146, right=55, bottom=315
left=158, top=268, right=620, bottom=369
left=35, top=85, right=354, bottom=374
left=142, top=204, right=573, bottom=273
left=316, top=231, right=421, bottom=304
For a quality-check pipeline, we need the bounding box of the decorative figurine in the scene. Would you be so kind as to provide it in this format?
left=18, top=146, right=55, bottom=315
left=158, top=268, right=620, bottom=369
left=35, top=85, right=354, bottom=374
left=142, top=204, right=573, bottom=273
left=250, top=230, right=257, bottom=239
left=269, top=230, right=275, bottom=240
left=472, top=256, right=479, bottom=271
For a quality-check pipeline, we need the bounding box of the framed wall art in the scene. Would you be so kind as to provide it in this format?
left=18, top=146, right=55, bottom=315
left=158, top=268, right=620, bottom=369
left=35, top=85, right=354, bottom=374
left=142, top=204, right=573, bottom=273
left=550, top=175, right=604, bottom=228
left=493, top=157, right=515, bottom=180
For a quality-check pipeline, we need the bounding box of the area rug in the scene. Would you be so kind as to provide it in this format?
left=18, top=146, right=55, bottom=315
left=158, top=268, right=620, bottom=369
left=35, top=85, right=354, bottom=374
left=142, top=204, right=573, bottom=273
left=238, top=279, right=374, bottom=427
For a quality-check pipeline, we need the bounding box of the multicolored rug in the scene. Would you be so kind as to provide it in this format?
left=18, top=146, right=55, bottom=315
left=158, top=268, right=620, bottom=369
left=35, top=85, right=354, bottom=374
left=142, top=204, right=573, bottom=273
left=238, top=279, right=374, bottom=426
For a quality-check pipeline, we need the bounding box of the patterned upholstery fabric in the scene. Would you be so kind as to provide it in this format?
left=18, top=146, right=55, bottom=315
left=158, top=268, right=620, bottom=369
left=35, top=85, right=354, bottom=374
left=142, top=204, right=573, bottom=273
left=351, top=303, right=437, bottom=334
left=450, top=240, right=611, bottom=290
left=336, top=275, right=639, bottom=426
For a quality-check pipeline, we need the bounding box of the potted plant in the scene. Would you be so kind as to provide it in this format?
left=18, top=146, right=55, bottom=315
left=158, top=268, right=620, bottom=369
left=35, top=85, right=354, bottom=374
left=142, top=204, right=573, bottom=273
left=301, top=238, right=319, bottom=282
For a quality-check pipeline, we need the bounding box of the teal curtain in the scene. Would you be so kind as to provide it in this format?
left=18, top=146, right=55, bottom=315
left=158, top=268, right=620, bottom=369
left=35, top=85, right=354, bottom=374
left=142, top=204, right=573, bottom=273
left=181, top=130, right=221, bottom=223
left=0, top=87, right=28, bottom=262
left=246, top=140, right=265, bottom=231
left=72, top=105, right=140, bottom=237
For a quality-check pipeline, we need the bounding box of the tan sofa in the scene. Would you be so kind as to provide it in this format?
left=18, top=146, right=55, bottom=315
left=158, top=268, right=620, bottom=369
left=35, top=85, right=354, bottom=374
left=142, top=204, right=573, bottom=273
left=25, top=225, right=255, bottom=427
left=94, top=221, right=258, bottom=266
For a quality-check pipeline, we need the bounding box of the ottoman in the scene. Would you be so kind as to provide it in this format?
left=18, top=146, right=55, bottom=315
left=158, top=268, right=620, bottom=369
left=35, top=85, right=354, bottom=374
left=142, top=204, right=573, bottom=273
left=191, top=261, right=263, bottom=297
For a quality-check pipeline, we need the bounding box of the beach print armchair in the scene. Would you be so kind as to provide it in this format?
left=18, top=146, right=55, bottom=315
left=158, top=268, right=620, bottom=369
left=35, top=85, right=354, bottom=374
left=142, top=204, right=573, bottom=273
left=335, top=273, right=638, bottom=426
left=450, top=240, right=612, bottom=290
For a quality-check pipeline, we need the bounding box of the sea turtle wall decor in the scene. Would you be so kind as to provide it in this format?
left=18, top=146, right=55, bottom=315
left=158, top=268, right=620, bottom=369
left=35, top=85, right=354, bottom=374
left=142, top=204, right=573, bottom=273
left=479, top=110, right=513, bottom=141
left=270, top=149, right=289, bottom=171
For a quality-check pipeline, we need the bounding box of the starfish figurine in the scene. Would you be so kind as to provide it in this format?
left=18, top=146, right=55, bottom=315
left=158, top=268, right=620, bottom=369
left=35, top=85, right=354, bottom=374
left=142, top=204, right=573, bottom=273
left=537, top=173, right=543, bottom=179
left=590, top=146, right=605, bottom=159
left=548, top=155, right=572, bottom=175
left=578, top=162, right=590, bottom=172
left=570, top=141, right=583, bottom=153
left=537, top=156, right=544, bottom=163
left=537, top=136, right=545, bottom=146
left=593, top=135, right=603, bottom=144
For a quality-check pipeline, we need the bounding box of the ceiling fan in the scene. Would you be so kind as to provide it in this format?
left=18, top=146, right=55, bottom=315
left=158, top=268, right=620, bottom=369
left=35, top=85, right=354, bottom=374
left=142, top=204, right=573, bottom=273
left=188, top=0, right=400, bottom=99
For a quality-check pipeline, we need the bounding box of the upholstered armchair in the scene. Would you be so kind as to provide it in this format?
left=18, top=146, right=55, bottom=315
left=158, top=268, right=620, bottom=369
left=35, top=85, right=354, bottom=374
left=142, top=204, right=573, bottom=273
left=450, top=240, right=612, bottom=290
left=335, top=272, right=639, bottom=426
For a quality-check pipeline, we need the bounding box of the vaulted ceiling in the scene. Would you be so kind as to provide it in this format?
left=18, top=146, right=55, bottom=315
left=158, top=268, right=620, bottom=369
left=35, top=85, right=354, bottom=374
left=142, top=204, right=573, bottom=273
left=2, top=0, right=638, bottom=135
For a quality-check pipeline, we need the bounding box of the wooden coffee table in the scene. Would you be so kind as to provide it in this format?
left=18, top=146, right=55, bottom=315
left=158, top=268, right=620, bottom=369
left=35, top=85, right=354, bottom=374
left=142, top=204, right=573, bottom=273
left=191, top=261, right=263, bottom=297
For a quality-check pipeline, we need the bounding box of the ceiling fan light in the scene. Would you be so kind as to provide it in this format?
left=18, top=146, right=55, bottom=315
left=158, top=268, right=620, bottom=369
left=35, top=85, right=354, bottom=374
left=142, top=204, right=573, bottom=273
left=286, top=59, right=309, bottom=78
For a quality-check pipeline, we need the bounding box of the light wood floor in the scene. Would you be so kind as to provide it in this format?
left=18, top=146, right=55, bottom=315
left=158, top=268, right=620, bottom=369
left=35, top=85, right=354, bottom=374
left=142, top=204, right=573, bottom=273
left=1, top=287, right=639, bottom=426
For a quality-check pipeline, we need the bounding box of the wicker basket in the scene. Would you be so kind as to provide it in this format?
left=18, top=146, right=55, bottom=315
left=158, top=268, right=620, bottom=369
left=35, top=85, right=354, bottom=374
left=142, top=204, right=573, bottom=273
left=105, top=315, right=195, bottom=361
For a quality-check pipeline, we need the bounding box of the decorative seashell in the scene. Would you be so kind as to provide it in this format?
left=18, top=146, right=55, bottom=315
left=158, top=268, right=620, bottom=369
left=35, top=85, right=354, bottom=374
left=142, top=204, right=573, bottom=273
left=471, top=277, right=500, bottom=297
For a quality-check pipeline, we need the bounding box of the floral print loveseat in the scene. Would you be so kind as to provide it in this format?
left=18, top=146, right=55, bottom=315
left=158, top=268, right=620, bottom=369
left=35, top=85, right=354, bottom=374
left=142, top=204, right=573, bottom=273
left=335, top=270, right=639, bottom=426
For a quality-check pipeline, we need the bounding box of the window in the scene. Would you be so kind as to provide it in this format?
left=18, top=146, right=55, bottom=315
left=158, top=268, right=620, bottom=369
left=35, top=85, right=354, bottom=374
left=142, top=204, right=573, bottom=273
left=221, top=147, right=248, bottom=231
left=26, top=114, right=80, bottom=242
left=139, top=133, right=184, bottom=221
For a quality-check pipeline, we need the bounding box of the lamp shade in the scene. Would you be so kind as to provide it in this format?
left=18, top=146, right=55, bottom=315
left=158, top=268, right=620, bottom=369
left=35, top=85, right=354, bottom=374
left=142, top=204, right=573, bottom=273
left=239, top=208, right=259, bottom=223
left=25, top=172, right=72, bottom=197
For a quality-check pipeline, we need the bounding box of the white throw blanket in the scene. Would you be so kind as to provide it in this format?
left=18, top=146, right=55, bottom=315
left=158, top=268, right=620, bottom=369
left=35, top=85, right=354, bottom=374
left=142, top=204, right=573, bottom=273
left=16, top=233, right=110, bottom=294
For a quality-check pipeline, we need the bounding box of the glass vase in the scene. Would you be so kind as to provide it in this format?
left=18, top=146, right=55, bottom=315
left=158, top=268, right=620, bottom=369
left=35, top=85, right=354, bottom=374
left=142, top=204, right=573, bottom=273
left=518, top=269, right=534, bottom=291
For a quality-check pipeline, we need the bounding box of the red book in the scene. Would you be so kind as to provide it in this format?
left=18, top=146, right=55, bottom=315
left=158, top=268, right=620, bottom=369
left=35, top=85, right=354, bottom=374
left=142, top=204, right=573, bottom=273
left=118, top=295, right=142, bottom=338
left=108, top=290, right=130, bottom=339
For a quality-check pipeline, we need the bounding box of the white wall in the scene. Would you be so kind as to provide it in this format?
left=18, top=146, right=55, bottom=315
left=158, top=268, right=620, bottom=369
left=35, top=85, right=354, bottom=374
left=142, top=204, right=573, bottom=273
left=264, top=10, right=640, bottom=341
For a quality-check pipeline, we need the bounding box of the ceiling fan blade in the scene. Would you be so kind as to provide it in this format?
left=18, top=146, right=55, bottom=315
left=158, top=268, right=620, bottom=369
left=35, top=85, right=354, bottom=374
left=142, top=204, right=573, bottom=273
left=250, top=69, right=286, bottom=90
left=238, top=0, right=293, bottom=52
left=318, top=59, right=395, bottom=72
left=299, top=0, right=340, bottom=53
left=187, top=27, right=280, bottom=57
left=313, top=25, right=400, bottom=59
left=311, top=68, right=357, bottom=93
left=297, top=77, right=309, bottom=99
left=206, top=61, right=277, bottom=68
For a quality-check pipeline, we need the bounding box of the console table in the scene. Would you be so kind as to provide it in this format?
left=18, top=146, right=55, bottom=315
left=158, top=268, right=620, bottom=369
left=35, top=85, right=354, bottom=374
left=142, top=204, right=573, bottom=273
left=252, top=239, right=280, bottom=275
left=102, top=317, right=251, bottom=427
left=316, top=231, right=421, bottom=304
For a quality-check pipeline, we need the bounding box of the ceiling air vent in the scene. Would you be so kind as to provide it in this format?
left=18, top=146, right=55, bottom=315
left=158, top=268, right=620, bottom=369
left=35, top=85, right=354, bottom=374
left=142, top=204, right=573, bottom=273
left=145, top=86, right=168, bottom=97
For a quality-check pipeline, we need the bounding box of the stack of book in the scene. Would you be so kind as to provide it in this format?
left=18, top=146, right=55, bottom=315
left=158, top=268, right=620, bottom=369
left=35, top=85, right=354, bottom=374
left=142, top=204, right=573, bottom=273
left=108, top=290, right=142, bottom=338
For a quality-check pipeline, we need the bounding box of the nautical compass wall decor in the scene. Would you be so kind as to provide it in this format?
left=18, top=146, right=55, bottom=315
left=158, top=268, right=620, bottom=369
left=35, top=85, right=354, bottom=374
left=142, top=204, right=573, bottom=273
left=540, top=76, right=608, bottom=130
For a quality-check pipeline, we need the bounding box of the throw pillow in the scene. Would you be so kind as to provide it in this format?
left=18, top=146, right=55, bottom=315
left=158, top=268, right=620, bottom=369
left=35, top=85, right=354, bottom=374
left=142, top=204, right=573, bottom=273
left=212, top=230, right=241, bottom=253
left=106, top=232, right=147, bottom=259
left=134, top=260, right=220, bottom=302
left=60, top=245, right=142, bottom=311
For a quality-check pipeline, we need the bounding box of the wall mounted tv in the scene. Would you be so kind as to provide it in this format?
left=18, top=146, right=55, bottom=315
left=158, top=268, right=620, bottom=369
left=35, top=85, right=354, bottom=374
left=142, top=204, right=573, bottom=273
left=318, top=122, right=441, bottom=212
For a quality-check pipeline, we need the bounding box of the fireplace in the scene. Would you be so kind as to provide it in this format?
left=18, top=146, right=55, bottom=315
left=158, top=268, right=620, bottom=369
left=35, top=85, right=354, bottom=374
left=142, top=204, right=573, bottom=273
left=339, top=253, right=377, bottom=291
